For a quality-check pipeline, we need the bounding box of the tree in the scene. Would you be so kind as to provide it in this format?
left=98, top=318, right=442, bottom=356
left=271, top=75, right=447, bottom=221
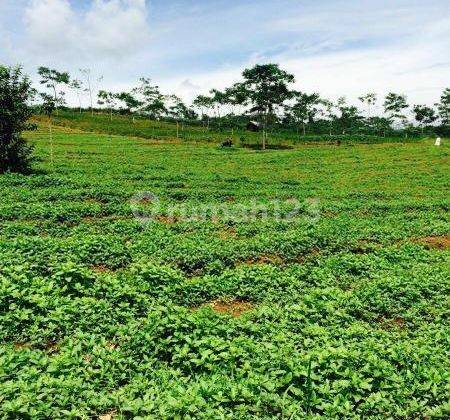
left=37, top=66, right=70, bottom=114
left=320, top=99, right=336, bottom=135
left=224, top=83, right=248, bottom=116
left=367, top=116, right=392, bottom=137
left=70, top=79, right=83, bottom=113
left=117, top=92, right=142, bottom=114
left=193, top=94, right=214, bottom=129
left=167, top=95, right=196, bottom=120
left=383, top=92, right=409, bottom=129
left=412, top=105, right=437, bottom=133
left=335, top=97, right=363, bottom=134
left=436, top=88, right=450, bottom=127
left=358, top=93, right=377, bottom=118
left=133, top=78, right=166, bottom=119
left=239, top=64, right=295, bottom=149
left=209, top=89, right=227, bottom=120
left=0, top=65, right=36, bottom=173
left=80, top=69, right=103, bottom=116
left=97, top=90, right=118, bottom=121
left=116, top=91, right=142, bottom=123
left=286, top=92, right=320, bottom=136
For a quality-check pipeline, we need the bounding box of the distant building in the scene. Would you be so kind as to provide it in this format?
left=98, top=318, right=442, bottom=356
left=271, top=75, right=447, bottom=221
left=246, top=121, right=260, bottom=132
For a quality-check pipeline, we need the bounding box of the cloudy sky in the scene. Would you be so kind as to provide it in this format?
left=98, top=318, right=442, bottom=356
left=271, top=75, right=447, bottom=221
left=1, top=0, right=449, bottom=109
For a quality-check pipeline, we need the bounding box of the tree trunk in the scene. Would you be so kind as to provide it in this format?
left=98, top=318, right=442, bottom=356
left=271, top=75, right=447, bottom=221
left=262, top=112, right=267, bottom=150
left=48, top=116, right=54, bottom=167
left=303, top=122, right=306, bottom=137
left=52, top=85, right=59, bottom=116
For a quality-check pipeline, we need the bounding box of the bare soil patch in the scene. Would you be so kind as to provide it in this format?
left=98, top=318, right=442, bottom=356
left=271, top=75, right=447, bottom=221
left=155, top=214, right=178, bottom=225
left=378, top=316, right=406, bottom=330
left=241, top=253, right=284, bottom=266
left=416, top=236, right=450, bottom=250
left=194, top=299, right=254, bottom=317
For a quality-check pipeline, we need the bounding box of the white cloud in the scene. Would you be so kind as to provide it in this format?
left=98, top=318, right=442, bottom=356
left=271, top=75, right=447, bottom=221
left=5, top=0, right=447, bottom=110
left=84, top=0, right=149, bottom=57
left=23, top=0, right=151, bottom=61
left=24, top=0, right=76, bottom=53
left=160, top=12, right=449, bottom=108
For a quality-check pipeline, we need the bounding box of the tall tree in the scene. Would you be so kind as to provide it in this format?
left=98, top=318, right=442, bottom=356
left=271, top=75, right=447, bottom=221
left=80, top=69, right=103, bottom=116
left=116, top=92, right=142, bottom=122
left=37, top=66, right=70, bottom=115
left=70, top=79, right=83, bottom=113
left=436, top=88, right=450, bottom=127
left=336, top=97, right=363, bottom=134
left=224, top=83, right=248, bottom=116
left=193, top=94, right=214, bottom=129
left=209, top=89, right=227, bottom=119
left=133, top=78, right=166, bottom=119
left=167, top=95, right=196, bottom=120
left=320, top=99, right=336, bottom=135
left=383, top=93, right=409, bottom=129
left=238, top=64, right=295, bottom=149
left=0, top=65, right=36, bottom=173
left=286, top=92, right=320, bottom=136
left=358, top=93, right=377, bottom=118
left=412, top=105, right=438, bottom=133
left=97, top=90, right=118, bottom=121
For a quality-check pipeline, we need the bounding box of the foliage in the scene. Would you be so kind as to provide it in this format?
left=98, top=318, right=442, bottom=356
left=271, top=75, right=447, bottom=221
left=237, top=64, right=296, bottom=148
left=285, top=92, right=321, bottom=136
left=37, top=66, right=70, bottom=111
left=383, top=92, right=409, bottom=128
left=0, top=65, right=35, bottom=173
left=0, top=122, right=448, bottom=417
left=413, top=105, right=438, bottom=131
left=436, top=88, right=450, bottom=126
left=30, top=66, right=447, bottom=139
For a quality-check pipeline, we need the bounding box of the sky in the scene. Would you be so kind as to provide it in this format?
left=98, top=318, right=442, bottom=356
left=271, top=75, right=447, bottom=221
left=1, top=0, right=449, bottom=110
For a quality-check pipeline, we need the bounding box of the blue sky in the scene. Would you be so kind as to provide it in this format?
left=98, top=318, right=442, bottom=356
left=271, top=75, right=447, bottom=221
left=1, top=0, right=449, bottom=108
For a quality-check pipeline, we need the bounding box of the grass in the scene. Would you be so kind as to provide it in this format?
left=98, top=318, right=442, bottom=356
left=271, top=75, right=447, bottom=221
left=0, top=123, right=449, bottom=418
left=38, top=111, right=420, bottom=146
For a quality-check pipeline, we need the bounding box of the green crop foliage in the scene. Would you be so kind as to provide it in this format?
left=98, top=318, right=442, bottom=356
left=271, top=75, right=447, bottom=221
left=0, top=124, right=449, bottom=418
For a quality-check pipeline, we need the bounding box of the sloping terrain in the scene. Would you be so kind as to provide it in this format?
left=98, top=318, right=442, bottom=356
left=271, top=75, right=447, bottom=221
left=0, top=126, right=449, bottom=418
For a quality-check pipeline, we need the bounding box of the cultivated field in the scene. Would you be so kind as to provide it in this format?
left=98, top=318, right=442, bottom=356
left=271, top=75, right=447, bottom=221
left=1, top=124, right=449, bottom=418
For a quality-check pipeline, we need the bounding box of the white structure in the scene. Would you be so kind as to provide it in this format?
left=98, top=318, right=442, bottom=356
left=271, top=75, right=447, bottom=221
left=435, top=137, right=441, bottom=146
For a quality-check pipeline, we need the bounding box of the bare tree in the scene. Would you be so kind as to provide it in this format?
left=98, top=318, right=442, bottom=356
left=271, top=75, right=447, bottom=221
left=80, top=69, right=103, bottom=116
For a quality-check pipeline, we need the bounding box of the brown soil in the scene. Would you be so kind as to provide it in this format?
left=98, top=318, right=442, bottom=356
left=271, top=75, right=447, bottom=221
left=217, top=227, right=238, bottom=239
left=194, top=299, right=254, bottom=317
left=98, top=412, right=116, bottom=420
left=416, top=236, right=450, bottom=250
left=378, top=316, right=406, bottom=330
left=91, top=264, right=111, bottom=273
left=295, top=247, right=321, bottom=263
left=241, top=254, right=284, bottom=266
left=14, top=341, right=59, bottom=353
left=155, top=214, right=178, bottom=224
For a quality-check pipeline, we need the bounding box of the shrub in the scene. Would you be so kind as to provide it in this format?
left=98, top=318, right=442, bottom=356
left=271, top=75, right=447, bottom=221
left=0, top=65, right=36, bottom=173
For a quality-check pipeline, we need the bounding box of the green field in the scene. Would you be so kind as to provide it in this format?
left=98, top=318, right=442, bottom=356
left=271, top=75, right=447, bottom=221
left=1, top=124, right=449, bottom=418
left=42, top=111, right=415, bottom=146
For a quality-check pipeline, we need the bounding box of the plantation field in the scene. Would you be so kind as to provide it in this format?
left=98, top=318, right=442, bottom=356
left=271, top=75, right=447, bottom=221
left=1, top=125, right=449, bottom=418
left=41, top=112, right=414, bottom=146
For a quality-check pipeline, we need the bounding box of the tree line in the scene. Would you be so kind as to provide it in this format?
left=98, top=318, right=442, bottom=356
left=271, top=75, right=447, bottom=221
left=1, top=63, right=449, bottom=173
left=33, top=64, right=450, bottom=145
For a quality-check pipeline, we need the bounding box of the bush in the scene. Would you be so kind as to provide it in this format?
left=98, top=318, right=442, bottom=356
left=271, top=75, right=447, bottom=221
left=0, top=65, right=36, bottom=173
left=220, top=138, right=233, bottom=147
